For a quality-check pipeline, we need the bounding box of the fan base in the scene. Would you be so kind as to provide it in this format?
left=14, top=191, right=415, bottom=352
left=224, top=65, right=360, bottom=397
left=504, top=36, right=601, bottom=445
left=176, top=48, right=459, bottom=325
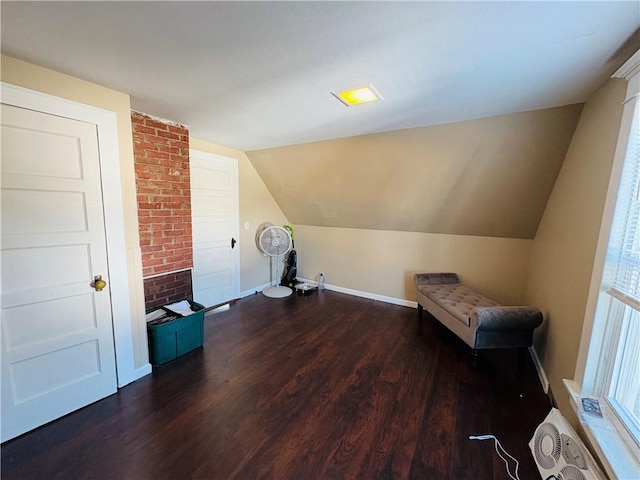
left=262, top=285, right=293, bottom=298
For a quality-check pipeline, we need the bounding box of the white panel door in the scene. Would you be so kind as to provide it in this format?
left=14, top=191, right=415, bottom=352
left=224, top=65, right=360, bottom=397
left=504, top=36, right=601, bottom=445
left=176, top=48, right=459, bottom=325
left=1, top=104, right=117, bottom=442
left=190, top=150, right=240, bottom=307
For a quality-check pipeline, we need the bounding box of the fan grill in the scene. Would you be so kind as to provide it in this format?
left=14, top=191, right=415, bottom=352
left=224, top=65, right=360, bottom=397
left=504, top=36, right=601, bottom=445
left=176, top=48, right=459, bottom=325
left=558, top=465, right=587, bottom=480
left=259, top=226, right=291, bottom=256
left=255, top=224, right=293, bottom=298
left=533, top=422, right=562, bottom=470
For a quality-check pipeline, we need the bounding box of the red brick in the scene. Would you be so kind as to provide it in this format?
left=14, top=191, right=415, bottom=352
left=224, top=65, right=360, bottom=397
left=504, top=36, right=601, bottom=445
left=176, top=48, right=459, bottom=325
left=172, top=141, right=189, bottom=149
left=142, top=253, right=156, bottom=263
left=145, top=259, right=165, bottom=268
left=158, top=145, right=181, bottom=155
left=146, top=180, right=169, bottom=189
left=138, top=216, right=162, bottom=225
left=147, top=150, right=170, bottom=160
left=133, top=111, right=192, bottom=279
left=144, top=118, right=169, bottom=131
left=162, top=280, right=183, bottom=290
left=131, top=114, right=146, bottom=125
left=167, top=125, right=186, bottom=134
left=144, top=134, right=169, bottom=145
left=157, top=130, right=180, bottom=141
left=160, top=202, right=182, bottom=210
left=135, top=171, right=155, bottom=181
left=153, top=236, right=177, bottom=245
left=136, top=141, right=158, bottom=150
left=173, top=247, right=192, bottom=257
left=136, top=125, right=156, bottom=135
left=138, top=202, right=162, bottom=210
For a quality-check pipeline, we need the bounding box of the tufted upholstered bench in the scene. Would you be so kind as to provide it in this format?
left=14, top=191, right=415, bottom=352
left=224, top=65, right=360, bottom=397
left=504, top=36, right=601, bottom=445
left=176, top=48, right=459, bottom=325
left=414, top=273, right=543, bottom=369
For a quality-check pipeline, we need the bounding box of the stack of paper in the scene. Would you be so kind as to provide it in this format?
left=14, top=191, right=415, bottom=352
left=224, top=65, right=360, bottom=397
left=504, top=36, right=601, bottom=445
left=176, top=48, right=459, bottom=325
left=163, top=300, right=195, bottom=316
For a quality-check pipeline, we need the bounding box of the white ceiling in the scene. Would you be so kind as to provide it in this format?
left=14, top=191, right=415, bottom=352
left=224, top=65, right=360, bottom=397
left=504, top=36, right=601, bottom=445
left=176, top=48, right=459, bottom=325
left=2, top=1, right=638, bottom=151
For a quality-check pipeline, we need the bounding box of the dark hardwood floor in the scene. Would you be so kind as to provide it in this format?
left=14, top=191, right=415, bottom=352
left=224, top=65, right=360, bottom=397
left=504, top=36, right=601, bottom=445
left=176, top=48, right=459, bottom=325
left=2, top=290, right=551, bottom=479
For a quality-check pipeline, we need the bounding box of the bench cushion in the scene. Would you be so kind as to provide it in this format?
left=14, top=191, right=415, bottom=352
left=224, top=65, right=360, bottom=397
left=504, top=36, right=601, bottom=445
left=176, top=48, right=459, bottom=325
left=417, top=283, right=498, bottom=327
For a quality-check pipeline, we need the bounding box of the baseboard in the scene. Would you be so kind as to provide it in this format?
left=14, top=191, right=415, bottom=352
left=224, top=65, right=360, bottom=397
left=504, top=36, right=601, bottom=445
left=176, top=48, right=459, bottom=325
left=118, top=363, right=152, bottom=388
left=296, top=277, right=417, bottom=309
left=242, top=277, right=416, bottom=308
left=529, top=346, right=549, bottom=394
left=240, top=282, right=273, bottom=298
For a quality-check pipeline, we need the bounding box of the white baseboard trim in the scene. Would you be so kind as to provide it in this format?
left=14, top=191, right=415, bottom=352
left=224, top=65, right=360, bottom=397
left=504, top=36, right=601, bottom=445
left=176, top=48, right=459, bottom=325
left=240, top=281, right=273, bottom=298
left=328, top=284, right=417, bottom=308
left=296, top=277, right=417, bottom=309
left=529, top=346, right=549, bottom=393
left=118, top=363, right=152, bottom=388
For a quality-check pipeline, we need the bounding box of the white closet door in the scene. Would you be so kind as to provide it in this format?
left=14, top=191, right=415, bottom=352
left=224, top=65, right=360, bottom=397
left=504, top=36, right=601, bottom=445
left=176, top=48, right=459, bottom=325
left=190, top=150, right=240, bottom=307
left=1, top=104, right=118, bottom=442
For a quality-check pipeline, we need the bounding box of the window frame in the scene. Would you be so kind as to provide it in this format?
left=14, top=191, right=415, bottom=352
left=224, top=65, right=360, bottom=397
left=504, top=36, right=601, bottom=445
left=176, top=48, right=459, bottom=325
left=591, top=295, right=640, bottom=441
left=568, top=50, right=640, bottom=479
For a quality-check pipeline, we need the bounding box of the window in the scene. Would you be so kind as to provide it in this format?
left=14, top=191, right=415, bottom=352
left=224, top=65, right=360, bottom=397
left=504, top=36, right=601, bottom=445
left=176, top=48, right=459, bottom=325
left=568, top=50, right=640, bottom=479
left=602, top=96, right=640, bottom=444
left=606, top=303, right=640, bottom=433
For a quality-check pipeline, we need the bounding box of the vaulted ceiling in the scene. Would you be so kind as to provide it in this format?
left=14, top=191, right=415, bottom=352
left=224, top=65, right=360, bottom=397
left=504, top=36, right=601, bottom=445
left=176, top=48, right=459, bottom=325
left=1, top=1, right=637, bottom=150
left=247, top=105, right=584, bottom=239
left=2, top=2, right=637, bottom=238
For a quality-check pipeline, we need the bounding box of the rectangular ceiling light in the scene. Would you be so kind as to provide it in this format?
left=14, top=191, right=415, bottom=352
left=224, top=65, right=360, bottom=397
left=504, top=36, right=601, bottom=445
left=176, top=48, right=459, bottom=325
left=332, top=84, right=383, bottom=106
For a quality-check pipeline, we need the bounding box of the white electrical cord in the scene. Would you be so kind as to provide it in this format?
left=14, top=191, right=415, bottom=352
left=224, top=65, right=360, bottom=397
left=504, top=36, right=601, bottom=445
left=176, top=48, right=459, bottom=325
left=468, top=434, right=521, bottom=480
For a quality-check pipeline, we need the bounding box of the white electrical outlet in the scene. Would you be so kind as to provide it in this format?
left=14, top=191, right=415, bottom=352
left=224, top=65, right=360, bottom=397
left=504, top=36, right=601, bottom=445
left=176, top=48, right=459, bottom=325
left=244, top=221, right=250, bottom=230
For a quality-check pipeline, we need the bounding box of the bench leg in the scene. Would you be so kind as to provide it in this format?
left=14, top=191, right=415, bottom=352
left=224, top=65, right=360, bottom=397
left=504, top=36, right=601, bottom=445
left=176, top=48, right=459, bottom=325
left=470, top=349, right=479, bottom=371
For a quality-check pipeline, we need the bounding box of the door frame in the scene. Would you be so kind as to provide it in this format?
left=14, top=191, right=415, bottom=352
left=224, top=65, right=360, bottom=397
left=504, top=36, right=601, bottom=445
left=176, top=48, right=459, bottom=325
left=189, top=149, right=241, bottom=305
left=1, top=82, right=137, bottom=387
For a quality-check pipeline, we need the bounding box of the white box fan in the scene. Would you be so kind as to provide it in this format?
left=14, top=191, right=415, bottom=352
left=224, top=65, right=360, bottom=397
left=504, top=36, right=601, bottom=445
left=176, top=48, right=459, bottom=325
left=529, top=408, right=605, bottom=480
left=255, top=223, right=293, bottom=298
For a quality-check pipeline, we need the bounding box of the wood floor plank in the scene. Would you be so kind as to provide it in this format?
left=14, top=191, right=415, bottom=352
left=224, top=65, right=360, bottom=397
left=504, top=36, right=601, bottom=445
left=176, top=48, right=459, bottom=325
left=1, top=290, right=550, bottom=479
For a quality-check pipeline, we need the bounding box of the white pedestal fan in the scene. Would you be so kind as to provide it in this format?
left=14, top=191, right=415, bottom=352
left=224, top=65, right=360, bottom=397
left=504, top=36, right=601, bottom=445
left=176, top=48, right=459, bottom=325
left=256, top=224, right=293, bottom=298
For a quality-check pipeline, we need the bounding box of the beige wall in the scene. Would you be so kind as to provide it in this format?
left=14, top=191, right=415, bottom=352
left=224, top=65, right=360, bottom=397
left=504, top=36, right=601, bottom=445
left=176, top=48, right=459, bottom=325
left=248, top=105, right=582, bottom=239
left=295, top=225, right=532, bottom=305
left=189, top=139, right=289, bottom=292
left=526, top=78, right=627, bottom=419
left=1, top=55, right=149, bottom=369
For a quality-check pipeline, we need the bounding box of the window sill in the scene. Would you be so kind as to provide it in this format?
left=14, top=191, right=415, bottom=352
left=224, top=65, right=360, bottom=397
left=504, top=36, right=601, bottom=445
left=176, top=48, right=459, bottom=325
left=564, top=379, right=640, bottom=479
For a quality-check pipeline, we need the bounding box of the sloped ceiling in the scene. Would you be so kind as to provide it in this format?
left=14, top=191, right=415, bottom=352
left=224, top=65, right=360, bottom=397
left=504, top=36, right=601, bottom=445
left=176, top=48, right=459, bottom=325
left=1, top=1, right=637, bottom=150
left=247, top=105, right=583, bottom=239
left=1, top=2, right=634, bottom=239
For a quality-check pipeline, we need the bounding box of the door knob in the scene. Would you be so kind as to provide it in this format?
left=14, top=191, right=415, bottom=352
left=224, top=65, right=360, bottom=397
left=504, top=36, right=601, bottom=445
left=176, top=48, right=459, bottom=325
left=231, top=237, right=237, bottom=249
left=92, top=275, right=107, bottom=291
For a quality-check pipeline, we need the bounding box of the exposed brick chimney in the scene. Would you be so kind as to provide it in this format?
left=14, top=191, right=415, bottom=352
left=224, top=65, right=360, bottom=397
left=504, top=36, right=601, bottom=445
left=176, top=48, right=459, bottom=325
left=131, top=111, right=193, bottom=310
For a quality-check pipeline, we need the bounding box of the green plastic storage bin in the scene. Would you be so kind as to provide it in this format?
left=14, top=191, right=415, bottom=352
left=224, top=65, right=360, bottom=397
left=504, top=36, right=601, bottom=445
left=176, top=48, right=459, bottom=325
left=147, top=300, right=205, bottom=365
